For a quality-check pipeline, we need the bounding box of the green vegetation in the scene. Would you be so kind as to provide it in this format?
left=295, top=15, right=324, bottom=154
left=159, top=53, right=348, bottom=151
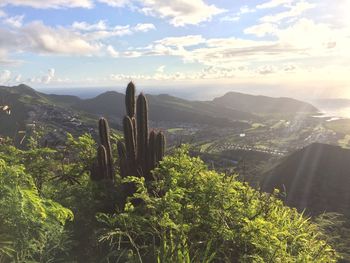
left=0, top=83, right=342, bottom=262
left=0, top=158, right=73, bottom=262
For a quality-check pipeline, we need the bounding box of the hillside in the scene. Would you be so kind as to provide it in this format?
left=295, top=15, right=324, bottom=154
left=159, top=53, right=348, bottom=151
left=211, top=91, right=319, bottom=115
left=65, top=91, right=255, bottom=127
left=261, top=143, right=350, bottom=216
left=0, top=84, right=95, bottom=141
left=0, top=85, right=254, bottom=142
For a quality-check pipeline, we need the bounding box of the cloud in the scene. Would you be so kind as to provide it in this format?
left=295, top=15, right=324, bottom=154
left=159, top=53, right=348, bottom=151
left=260, top=1, right=315, bottom=23
left=72, top=20, right=107, bottom=31
left=156, top=65, right=165, bottom=73
left=99, top=0, right=225, bottom=27
left=97, top=0, right=129, bottom=7
left=133, top=23, right=155, bottom=32
left=154, top=35, right=206, bottom=47
left=139, top=0, right=225, bottom=26
left=244, top=23, right=278, bottom=37
left=0, top=0, right=93, bottom=9
left=0, top=70, right=11, bottom=84
left=41, top=68, right=55, bottom=83
left=3, top=15, right=24, bottom=28
left=0, top=21, right=101, bottom=57
left=71, top=21, right=155, bottom=40
left=106, top=45, right=119, bottom=57
left=257, top=0, right=293, bottom=9
left=258, top=65, right=276, bottom=75
left=221, top=5, right=255, bottom=22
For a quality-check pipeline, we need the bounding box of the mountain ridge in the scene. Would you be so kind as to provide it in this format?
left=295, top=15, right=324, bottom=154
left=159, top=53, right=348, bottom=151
left=261, top=142, right=350, bottom=216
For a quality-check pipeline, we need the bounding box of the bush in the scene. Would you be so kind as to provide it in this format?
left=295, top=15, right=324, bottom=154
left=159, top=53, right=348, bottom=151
left=97, top=146, right=337, bottom=262
left=0, top=159, right=73, bottom=262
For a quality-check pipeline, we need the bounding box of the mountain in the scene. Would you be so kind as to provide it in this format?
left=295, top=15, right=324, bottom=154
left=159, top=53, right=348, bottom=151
left=261, top=143, right=350, bottom=216
left=211, top=92, right=319, bottom=115
left=48, top=91, right=255, bottom=127
left=0, top=85, right=254, bottom=140
left=0, top=84, right=96, bottom=142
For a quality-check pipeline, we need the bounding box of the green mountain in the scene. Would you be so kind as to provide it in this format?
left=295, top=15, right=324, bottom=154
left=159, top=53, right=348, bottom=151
left=0, top=85, right=254, bottom=140
left=211, top=91, right=319, bottom=115
left=261, top=143, right=350, bottom=216
left=0, top=84, right=97, bottom=144
left=67, top=91, right=255, bottom=127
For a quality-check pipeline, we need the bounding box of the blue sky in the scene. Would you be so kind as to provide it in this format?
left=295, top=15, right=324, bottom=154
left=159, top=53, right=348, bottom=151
left=0, top=0, right=349, bottom=99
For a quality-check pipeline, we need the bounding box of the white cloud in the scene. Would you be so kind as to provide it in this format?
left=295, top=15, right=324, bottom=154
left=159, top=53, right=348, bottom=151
left=0, top=70, right=11, bottom=84
left=134, top=23, right=155, bottom=32
left=71, top=21, right=155, bottom=40
left=154, top=35, right=206, bottom=47
left=98, top=0, right=225, bottom=27
left=156, top=65, right=165, bottom=73
left=140, top=0, right=225, bottom=26
left=106, top=45, right=119, bottom=57
left=0, top=21, right=101, bottom=56
left=244, top=23, right=277, bottom=37
left=221, top=5, right=255, bottom=22
left=14, top=74, right=22, bottom=82
left=220, top=15, right=240, bottom=22
left=0, top=0, right=93, bottom=9
left=72, top=20, right=107, bottom=31
left=257, top=0, right=293, bottom=9
left=3, top=15, right=24, bottom=28
left=260, top=1, right=315, bottom=23
left=97, top=0, right=129, bottom=7
left=41, top=68, right=55, bottom=83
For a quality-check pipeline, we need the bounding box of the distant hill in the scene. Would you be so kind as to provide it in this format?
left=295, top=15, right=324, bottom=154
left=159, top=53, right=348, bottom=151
left=0, top=85, right=255, bottom=140
left=48, top=91, right=255, bottom=127
left=261, top=143, right=350, bottom=216
left=0, top=84, right=95, bottom=141
left=211, top=92, right=319, bottom=115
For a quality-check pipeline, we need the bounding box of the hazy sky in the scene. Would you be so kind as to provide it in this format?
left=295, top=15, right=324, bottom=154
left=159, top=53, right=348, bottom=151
left=0, top=0, right=349, bottom=99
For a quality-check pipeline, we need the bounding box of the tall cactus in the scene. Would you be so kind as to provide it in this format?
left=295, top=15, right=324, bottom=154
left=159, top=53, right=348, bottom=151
left=136, top=93, right=149, bottom=174
left=91, top=118, right=114, bottom=181
left=119, top=83, right=165, bottom=180
left=123, top=116, right=136, bottom=167
left=91, top=82, right=166, bottom=184
left=155, top=131, right=165, bottom=163
left=99, top=117, right=114, bottom=181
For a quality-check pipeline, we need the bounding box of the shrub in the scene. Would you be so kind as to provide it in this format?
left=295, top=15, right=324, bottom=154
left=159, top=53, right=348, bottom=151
left=97, top=146, right=337, bottom=262
left=0, top=159, right=73, bottom=262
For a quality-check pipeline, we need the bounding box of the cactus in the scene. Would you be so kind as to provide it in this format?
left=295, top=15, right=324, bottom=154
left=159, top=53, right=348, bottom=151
left=125, top=82, right=135, bottom=118
left=123, top=116, right=136, bottom=167
left=97, top=145, right=109, bottom=179
left=147, top=130, right=157, bottom=179
left=155, top=131, right=165, bottom=163
left=136, top=93, right=149, bottom=174
left=91, top=82, right=166, bottom=185
left=118, top=83, right=166, bottom=180
left=90, top=118, right=114, bottom=181
left=117, top=141, right=127, bottom=178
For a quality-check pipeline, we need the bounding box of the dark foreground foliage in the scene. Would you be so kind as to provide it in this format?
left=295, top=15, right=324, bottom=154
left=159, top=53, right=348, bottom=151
left=0, top=135, right=339, bottom=262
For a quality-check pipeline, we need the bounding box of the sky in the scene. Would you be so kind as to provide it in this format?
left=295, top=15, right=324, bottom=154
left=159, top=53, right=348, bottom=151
left=0, top=0, right=349, bottom=100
